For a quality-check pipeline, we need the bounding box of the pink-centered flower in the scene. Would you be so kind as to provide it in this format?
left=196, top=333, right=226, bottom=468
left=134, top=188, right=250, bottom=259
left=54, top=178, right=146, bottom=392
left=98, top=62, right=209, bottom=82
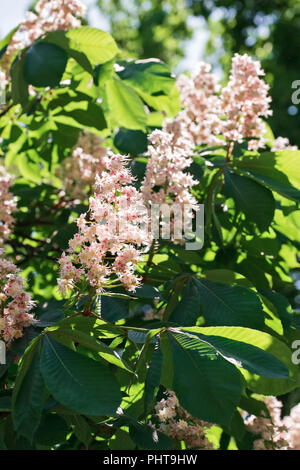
left=0, top=249, right=35, bottom=345
left=57, top=132, right=108, bottom=200
left=0, top=166, right=17, bottom=246
left=58, top=152, right=150, bottom=294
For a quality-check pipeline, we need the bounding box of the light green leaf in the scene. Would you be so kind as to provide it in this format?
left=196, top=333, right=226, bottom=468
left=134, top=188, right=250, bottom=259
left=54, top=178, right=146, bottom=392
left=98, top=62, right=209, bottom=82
left=102, top=77, right=147, bottom=130
left=234, top=151, right=300, bottom=202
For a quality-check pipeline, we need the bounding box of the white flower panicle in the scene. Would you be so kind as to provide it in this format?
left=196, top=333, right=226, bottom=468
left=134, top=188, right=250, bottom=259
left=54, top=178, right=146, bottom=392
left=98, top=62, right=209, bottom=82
left=175, top=54, right=276, bottom=152
left=220, top=53, right=272, bottom=150
left=58, top=152, right=151, bottom=295
left=141, top=128, right=198, bottom=207
left=175, top=62, right=223, bottom=147
left=271, top=136, right=298, bottom=151
left=245, top=396, right=300, bottom=450
left=0, top=249, right=35, bottom=345
left=57, top=132, right=108, bottom=199
left=0, top=166, right=17, bottom=246
left=151, top=390, right=214, bottom=449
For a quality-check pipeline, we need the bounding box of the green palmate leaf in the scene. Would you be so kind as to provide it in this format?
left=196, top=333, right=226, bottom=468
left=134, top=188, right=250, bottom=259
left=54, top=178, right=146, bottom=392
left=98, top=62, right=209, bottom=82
left=203, top=269, right=252, bottom=287
left=224, top=168, right=275, bottom=231
left=40, top=336, right=122, bottom=416
left=127, top=330, right=149, bottom=344
left=23, top=42, right=68, bottom=87
left=44, top=27, right=118, bottom=73
left=183, top=326, right=297, bottom=395
left=237, top=255, right=271, bottom=290
left=72, top=415, right=93, bottom=449
left=226, top=410, right=245, bottom=442
left=194, top=278, right=265, bottom=329
left=239, top=396, right=268, bottom=418
left=35, top=413, right=68, bottom=446
left=116, top=59, right=175, bottom=95
left=10, top=52, right=29, bottom=107
left=101, top=295, right=129, bottom=322
left=234, top=151, right=300, bottom=202
left=259, top=289, right=294, bottom=332
left=12, top=339, right=45, bottom=440
left=274, top=205, right=300, bottom=243
left=129, top=421, right=173, bottom=450
left=0, top=396, right=11, bottom=412
left=48, top=325, right=134, bottom=374
left=52, top=99, right=106, bottom=132
left=181, top=328, right=290, bottom=379
left=110, top=429, right=135, bottom=450
left=15, top=151, right=43, bottom=183
left=12, top=337, right=41, bottom=407
left=114, top=128, right=148, bottom=155
left=65, top=27, right=119, bottom=65
left=34, top=299, right=65, bottom=327
left=165, top=332, right=243, bottom=426
left=169, top=277, right=201, bottom=326
left=52, top=315, right=123, bottom=339
left=102, top=77, right=147, bottom=130
left=136, top=85, right=181, bottom=116
left=144, top=341, right=163, bottom=411
left=134, top=284, right=161, bottom=299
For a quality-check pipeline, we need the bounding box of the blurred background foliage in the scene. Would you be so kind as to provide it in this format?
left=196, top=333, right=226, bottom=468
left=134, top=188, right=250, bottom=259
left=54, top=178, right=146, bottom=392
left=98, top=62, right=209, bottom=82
left=96, top=0, right=300, bottom=146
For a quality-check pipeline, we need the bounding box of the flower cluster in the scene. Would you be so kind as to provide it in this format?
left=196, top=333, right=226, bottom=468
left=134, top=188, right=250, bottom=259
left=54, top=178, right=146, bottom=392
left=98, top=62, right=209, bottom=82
left=0, top=249, right=35, bottom=344
left=175, top=54, right=274, bottom=152
left=175, top=62, right=222, bottom=147
left=244, top=396, right=300, bottom=450
left=57, top=132, right=108, bottom=200
left=220, top=53, right=272, bottom=150
left=271, top=136, right=298, bottom=151
left=58, top=152, right=150, bottom=294
left=0, top=70, right=7, bottom=93
left=0, top=166, right=17, bottom=246
left=141, top=128, right=197, bottom=207
left=151, top=390, right=214, bottom=449
left=282, top=403, right=300, bottom=449
left=1, top=0, right=86, bottom=74
left=141, top=126, right=198, bottom=243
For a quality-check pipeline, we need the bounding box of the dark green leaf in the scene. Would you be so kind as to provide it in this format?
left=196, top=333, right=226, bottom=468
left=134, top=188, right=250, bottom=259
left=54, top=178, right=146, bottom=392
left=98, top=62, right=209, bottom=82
left=40, top=336, right=122, bottom=416
left=194, top=278, right=265, bottom=329
left=166, top=332, right=242, bottom=426
left=23, top=42, right=68, bottom=87
left=224, top=168, right=275, bottom=231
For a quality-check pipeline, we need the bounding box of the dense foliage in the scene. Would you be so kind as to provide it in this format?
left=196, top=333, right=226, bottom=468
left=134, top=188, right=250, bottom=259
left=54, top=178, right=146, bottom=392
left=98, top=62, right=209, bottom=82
left=0, top=0, right=300, bottom=451
left=96, top=0, right=300, bottom=147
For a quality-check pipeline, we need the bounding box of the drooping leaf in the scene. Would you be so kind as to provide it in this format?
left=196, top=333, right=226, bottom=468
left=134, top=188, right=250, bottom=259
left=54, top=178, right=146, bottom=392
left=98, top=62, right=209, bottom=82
left=40, top=336, right=122, bottom=416
left=224, top=168, right=275, bottom=231
left=102, top=77, right=147, bottom=130
left=169, top=277, right=201, bottom=326
left=12, top=339, right=45, bottom=440
left=194, top=278, right=265, bottom=329
left=116, top=59, right=174, bottom=95
left=129, top=421, right=173, bottom=450
left=165, top=332, right=243, bottom=426
left=10, top=52, right=29, bottom=107
left=183, top=326, right=298, bottom=395
left=181, top=328, right=290, bottom=378
left=234, top=151, right=300, bottom=202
